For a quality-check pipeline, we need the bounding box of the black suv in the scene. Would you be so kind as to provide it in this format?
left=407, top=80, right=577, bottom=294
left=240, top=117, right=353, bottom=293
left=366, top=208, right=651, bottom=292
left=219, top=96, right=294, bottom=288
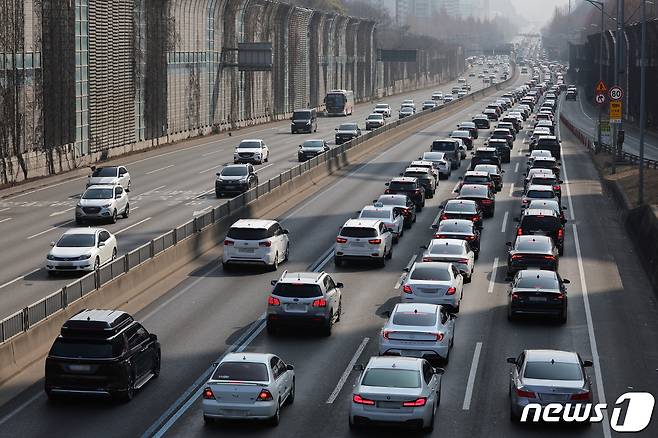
left=45, top=309, right=160, bottom=401
left=291, top=108, right=317, bottom=134
left=215, top=164, right=258, bottom=198
left=515, top=208, right=565, bottom=255
left=470, top=147, right=501, bottom=170
left=385, top=177, right=425, bottom=211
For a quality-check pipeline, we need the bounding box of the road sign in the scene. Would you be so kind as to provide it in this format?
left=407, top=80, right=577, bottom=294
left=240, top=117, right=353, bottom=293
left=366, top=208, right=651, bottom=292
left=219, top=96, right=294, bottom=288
left=610, top=101, right=622, bottom=122
left=595, top=80, right=608, bottom=94
left=609, top=86, right=623, bottom=101
left=595, top=93, right=606, bottom=105
left=600, top=120, right=611, bottom=145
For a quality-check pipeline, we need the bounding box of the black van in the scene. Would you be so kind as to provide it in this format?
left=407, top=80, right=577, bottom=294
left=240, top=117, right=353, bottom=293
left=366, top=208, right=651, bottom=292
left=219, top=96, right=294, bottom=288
left=431, top=138, right=461, bottom=169
left=291, top=108, right=317, bottom=134
left=45, top=309, right=160, bottom=402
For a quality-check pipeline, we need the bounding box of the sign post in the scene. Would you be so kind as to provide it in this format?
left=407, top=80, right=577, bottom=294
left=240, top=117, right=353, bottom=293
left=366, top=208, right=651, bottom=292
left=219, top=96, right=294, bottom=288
left=594, top=81, right=607, bottom=154
left=609, top=101, right=622, bottom=123
left=608, top=85, right=624, bottom=172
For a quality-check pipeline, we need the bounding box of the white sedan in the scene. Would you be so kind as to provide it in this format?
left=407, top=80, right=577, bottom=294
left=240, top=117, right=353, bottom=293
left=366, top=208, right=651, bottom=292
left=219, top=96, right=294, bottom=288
left=46, top=228, right=117, bottom=274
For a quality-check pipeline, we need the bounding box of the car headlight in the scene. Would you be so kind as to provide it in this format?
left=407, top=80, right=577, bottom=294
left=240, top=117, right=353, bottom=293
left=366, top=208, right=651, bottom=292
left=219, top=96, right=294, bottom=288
left=306, top=121, right=311, bottom=125
left=46, top=254, right=55, bottom=260
left=77, top=254, right=92, bottom=260
left=101, top=203, right=112, bottom=208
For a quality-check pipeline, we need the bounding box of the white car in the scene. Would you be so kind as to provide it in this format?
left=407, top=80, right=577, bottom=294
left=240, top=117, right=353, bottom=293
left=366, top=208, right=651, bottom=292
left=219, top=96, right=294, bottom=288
left=421, top=152, right=451, bottom=179
left=401, top=262, right=464, bottom=311
left=358, top=204, right=404, bottom=243
left=431, top=92, right=443, bottom=101
left=222, top=219, right=289, bottom=270
left=421, top=238, right=475, bottom=282
left=46, top=228, right=117, bottom=274
left=334, top=219, right=393, bottom=267
left=234, top=139, right=269, bottom=164
left=202, top=353, right=294, bottom=425
left=373, top=103, right=391, bottom=118
left=87, top=166, right=131, bottom=191
left=75, top=185, right=129, bottom=224
left=409, top=160, right=439, bottom=182
left=443, top=95, right=454, bottom=103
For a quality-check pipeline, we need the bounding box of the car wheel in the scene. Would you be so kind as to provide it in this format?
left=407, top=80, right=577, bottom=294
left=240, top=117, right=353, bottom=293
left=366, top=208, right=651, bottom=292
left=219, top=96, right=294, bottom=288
left=474, top=251, right=479, bottom=260
left=336, top=301, right=342, bottom=322
left=378, top=252, right=387, bottom=267
left=287, top=379, right=295, bottom=405
left=111, top=209, right=118, bottom=224
left=75, top=218, right=84, bottom=225
left=322, top=314, right=333, bottom=337
left=284, top=244, right=290, bottom=261
left=507, top=306, right=514, bottom=321
left=153, top=349, right=161, bottom=378
left=413, top=214, right=417, bottom=223
left=93, top=257, right=100, bottom=271
left=126, top=181, right=131, bottom=192
left=559, top=307, right=568, bottom=324
left=510, top=406, right=520, bottom=422
left=269, top=400, right=281, bottom=426
left=386, top=247, right=393, bottom=260
left=393, top=234, right=399, bottom=244
left=123, top=203, right=130, bottom=218
left=465, top=274, right=472, bottom=284
left=270, top=253, right=279, bottom=271
left=118, top=375, right=135, bottom=402
left=112, top=248, right=117, bottom=260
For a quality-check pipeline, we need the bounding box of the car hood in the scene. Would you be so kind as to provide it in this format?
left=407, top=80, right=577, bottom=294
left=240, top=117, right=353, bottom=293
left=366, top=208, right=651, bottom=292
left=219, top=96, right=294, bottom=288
left=336, top=130, right=357, bottom=135
left=88, top=177, right=119, bottom=185
left=49, top=246, right=95, bottom=257
left=292, top=119, right=311, bottom=124
left=235, top=148, right=261, bottom=154
left=299, top=147, right=324, bottom=153
left=78, top=198, right=113, bottom=207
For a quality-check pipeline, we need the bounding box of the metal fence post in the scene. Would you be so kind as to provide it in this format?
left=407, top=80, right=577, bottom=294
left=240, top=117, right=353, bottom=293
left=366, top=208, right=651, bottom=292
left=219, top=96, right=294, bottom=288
left=61, top=285, right=68, bottom=308
left=124, top=254, right=130, bottom=273
left=173, top=227, right=178, bottom=245
left=95, top=269, right=100, bottom=289
left=22, top=308, right=29, bottom=331
left=150, top=240, right=155, bottom=257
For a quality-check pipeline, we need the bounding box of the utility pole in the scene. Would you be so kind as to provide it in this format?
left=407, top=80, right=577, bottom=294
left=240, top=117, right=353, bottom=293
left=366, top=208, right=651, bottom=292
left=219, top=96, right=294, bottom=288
left=611, top=0, right=625, bottom=174
left=597, top=2, right=604, bottom=154
left=638, top=0, right=647, bottom=204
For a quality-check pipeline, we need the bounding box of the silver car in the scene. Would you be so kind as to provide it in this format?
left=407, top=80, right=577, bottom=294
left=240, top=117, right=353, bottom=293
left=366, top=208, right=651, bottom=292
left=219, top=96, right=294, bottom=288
left=358, top=204, right=404, bottom=243
left=420, top=152, right=451, bottom=179
left=379, top=303, right=455, bottom=363
left=350, top=356, right=443, bottom=432
left=508, top=349, right=593, bottom=421
left=521, top=185, right=559, bottom=209
left=87, top=165, right=131, bottom=191
left=202, top=352, right=295, bottom=425
left=421, top=238, right=475, bottom=282
left=401, top=262, right=464, bottom=311
left=75, top=185, right=129, bottom=224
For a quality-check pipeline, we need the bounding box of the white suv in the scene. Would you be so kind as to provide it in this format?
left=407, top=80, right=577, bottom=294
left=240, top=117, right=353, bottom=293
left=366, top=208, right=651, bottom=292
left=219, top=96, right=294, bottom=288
left=222, top=219, right=289, bottom=270
left=334, top=219, right=393, bottom=267
left=234, top=139, right=269, bottom=164
left=75, top=185, right=129, bottom=224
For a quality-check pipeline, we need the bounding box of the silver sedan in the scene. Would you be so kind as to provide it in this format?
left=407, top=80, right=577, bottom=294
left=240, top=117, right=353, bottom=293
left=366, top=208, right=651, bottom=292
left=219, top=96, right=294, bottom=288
left=401, top=262, right=464, bottom=311
left=421, top=238, right=475, bottom=282
left=350, top=356, right=443, bottom=432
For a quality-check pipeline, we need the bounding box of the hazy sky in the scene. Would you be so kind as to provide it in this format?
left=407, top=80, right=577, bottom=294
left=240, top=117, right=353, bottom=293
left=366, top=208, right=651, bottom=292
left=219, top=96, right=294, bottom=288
left=506, top=0, right=571, bottom=25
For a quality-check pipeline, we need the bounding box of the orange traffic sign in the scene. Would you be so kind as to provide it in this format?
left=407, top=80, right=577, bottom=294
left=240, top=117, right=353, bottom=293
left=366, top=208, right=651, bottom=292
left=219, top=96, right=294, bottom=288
left=595, top=80, right=607, bottom=94
left=609, top=101, right=622, bottom=122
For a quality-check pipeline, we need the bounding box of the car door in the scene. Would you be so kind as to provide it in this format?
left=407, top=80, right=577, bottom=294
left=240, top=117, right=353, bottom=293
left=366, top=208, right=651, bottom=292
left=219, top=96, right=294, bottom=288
left=380, top=223, right=392, bottom=249
left=422, top=360, right=439, bottom=404
left=324, top=276, right=338, bottom=316
left=114, top=186, right=127, bottom=213
left=124, top=324, right=152, bottom=380
left=270, top=357, right=287, bottom=401
left=261, top=142, right=269, bottom=159
left=98, top=230, right=112, bottom=263
left=451, top=265, right=464, bottom=294
left=118, top=167, right=129, bottom=189
left=440, top=307, right=454, bottom=344
left=271, top=224, right=285, bottom=261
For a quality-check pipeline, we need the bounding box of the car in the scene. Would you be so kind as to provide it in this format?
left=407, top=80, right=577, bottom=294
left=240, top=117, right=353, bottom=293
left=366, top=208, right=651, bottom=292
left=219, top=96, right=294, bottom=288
left=528, top=173, right=562, bottom=200
left=497, top=122, right=518, bottom=138
left=399, top=106, right=415, bottom=119
left=87, top=166, right=131, bottom=191
left=290, top=108, right=317, bottom=133
left=451, top=86, right=461, bottom=95
left=366, top=113, right=385, bottom=130
left=46, top=228, right=117, bottom=274
left=385, top=177, right=425, bottom=211
left=379, top=303, right=456, bottom=363
left=439, top=199, right=483, bottom=229
left=374, top=103, right=392, bottom=118
left=431, top=92, right=443, bottom=101
left=298, top=139, right=329, bottom=162
left=375, top=194, right=417, bottom=229
left=202, top=353, right=294, bottom=425
left=483, top=108, right=499, bottom=121
left=334, top=219, right=394, bottom=267
left=507, top=269, right=570, bottom=322
left=535, top=120, right=555, bottom=135
left=420, top=152, right=451, bottom=179
left=430, top=138, right=462, bottom=169
left=409, top=160, right=439, bottom=182
left=421, top=238, right=475, bottom=282
left=506, top=235, right=559, bottom=278
left=529, top=156, right=561, bottom=179
left=458, top=77, right=466, bottom=83
left=457, top=121, right=479, bottom=139
left=44, top=309, right=160, bottom=401
left=401, top=167, right=436, bottom=198
left=450, top=130, right=473, bottom=150
left=76, top=185, right=129, bottom=224
left=530, top=127, right=552, bottom=146
left=472, top=115, right=491, bottom=129
left=456, top=183, right=495, bottom=218
left=433, top=219, right=481, bottom=257
left=507, top=349, right=593, bottom=421
left=527, top=199, right=567, bottom=224
left=516, top=208, right=565, bottom=255
left=215, top=164, right=258, bottom=197
left=456, top=171, right=495, bottom=194
left=533, top=135, right=561, bottom=158
left=358, top=204, right=405, bottom=243
left=443, top=94, right=454, bottom=103
left=422, top=100, right=438, bottom=110
left=490, top=128, right=514, bottom=148
left=234, top=139, right=269, bottom=164
left=470, top=147, right=501, bottom=170
left=401, top=99, right=415, bottom=108
left=487, top=138, right=511, bottom=164
left=222, top=219, right=289, bottom=270
left=267, top=271, right=343, bottom=335
left=566, top=90, right=577, bottom=100
left=350, top=356, right=443, bottom=431
left=457, top=91, right=467, bottom=99
left=335, top=122, right=362, bottom=145
left=401, top=262, right=465, bottom=309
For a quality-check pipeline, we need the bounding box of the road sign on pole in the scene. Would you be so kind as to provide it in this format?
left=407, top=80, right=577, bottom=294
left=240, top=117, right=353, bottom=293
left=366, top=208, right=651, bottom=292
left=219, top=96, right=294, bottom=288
left=609, top=86, right=623, bottom=101
left=610, top=101, right=622, bottom=122
left=600, top=120, right=611, bottom=145
left=595, top=80, right=608, bottom=94
left=595, top=93, right=606, bottom=105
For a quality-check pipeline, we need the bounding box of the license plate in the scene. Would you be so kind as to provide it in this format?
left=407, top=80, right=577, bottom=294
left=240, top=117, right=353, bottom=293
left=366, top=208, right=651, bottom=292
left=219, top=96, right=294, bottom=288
left=540, top=393, right=566, bottom=402
left=224, top=185, right=235, bottom=190
left=528, top=296, right=547, bottom=302
left=60, top=262, right=73, bottom=267
left=351, top=242, right=365, bottom=247
left=239, top=248, right=255, bottom=253
left=377, top=401, right=401, bottom=409
left=220, top=409, right=247, bottom=416
left=68, top=364, right=91, bottom=372
left=420, top=288, right=438, bottom=294
left=403, top=350, right=425, bottom=357
left=286, top=303, right=306, bottom=312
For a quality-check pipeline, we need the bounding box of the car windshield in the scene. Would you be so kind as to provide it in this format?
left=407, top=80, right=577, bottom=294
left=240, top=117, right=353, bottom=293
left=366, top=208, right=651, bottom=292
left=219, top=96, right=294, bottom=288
left=273, top=283, right=322, bottom=298
left=221, top=167, right=248, bottom=177
left=389, top=181, right=416, bottom=191
left=338, top=123, right=357, bottom=130
left=326, top=94, right=346, bottom=106
left=439, top=222, right=471, bottom=233
left=302, top=140, right=325, bottom=149
left=423, top=152, right=445, bottom=161
left=226, top=227, right=269, bottom=240
left=50, top=339, right=119, bottom=359
left=340, top=227, right=378, bottom=238
left=524, top=361, right=582, bottom=381
left=361, top=369, right=421, bottom=388
left=476, top=150, right=497, bottom=157
left=474, top=165, right=497, bottom=175
left=212, top=362, right=269, bottom=382
left=515, top=238, right=552, bottom=252
left=239, top=141, right=261, bottom=149
left=91, top=167, right=118, bottom=178
left=392, top=311, right=437, bottom=326
left=445, top=202, right=476, bottom=213
left=367, top=114, right=382, bottom=120
left=293, top=111, right=311, bottom=119
left=432, top=141, right=456, bottom=151
left=375, top=104, right=388, bottom=109
left=521, top=215, right=559, bottom=231
left=527, top=190, right=554, bottom=199
left=430, top=243, right=464, bottom=255
left=459, top=186, right=488, bottom=197
left=57, top=234, right=95, bottom=247
left=82, top=188, right=113, bottom=199
left=517, top=274, right=559, bottom=289
left=410, top=265, right=451, bottom=281
left=360, top=210, right=390, bottom=220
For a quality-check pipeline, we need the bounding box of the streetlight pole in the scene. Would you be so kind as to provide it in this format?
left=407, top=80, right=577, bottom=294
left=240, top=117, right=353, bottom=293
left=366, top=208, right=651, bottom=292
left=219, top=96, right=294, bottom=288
left=638, top=0, right=647, bottom=204
left=584, top=0, right=605, bottom=154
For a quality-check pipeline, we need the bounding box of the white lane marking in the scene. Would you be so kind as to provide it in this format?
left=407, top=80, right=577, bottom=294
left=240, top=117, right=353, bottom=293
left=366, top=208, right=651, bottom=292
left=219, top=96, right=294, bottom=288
left=326, top=337, right=370, bottom=404
left=0, top=207, right=10, bottom=212
left=49, top=206, right=75, bottom=217
left=556, top=104, right=575, bottom=221
left=2, top=175, right=87, bottom=200
left=501, top=211, right=508, bottom=233
left=578, top=94, right=594, bottom=121
left=27, top=220, right=75, bottom=240
left=0, top=391, right=43, bottom=427
left=192, top=206, right=212, bottom=216
left=514, top=162, right=519, bottom=173
left=115, top=217, right=152, bottom=235
left=508, top=182, right=515, bottom=197
left=487, top=257, right=499, bottom=294
left=462, top=342, right=483, bottom=410
left=201, top=149, right=226, bottom=157
left=198, top=165, right=220, bottom=174
left=255, top=163, right=274, bottom=173
left=195, top=188, right=215, bottom=199
left=0, top=268, right=41, bottom=290
left=394, top=254, right=417, bottom=289
left=145, top=164, right=174, bottom=175
left=0, top=217, right=12, bottom=224
left=140, top=185, right=167, bottom=196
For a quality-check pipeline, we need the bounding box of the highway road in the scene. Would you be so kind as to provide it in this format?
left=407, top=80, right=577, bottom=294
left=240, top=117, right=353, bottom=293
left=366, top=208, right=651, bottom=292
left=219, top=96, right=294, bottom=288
left=0, top=64, right=492, bottom=321
left=2, top=56, right=657, bottom=438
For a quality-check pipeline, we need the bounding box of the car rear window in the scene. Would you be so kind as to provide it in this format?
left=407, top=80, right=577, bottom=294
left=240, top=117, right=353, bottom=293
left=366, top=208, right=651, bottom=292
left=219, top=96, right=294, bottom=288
left=273, top=283, right=322, bottom=298
left=445, top=202, right=476, bottom=213
left=524, top=361, right=582, bottom=381
left=405, top=172, right=429, bottom=179
left=537, top=139, right=559, bottom=148
left=212, top=362, right=269, bottom=382
left=515, top=238, right=552, bottom=252
left=361, top=369, right=421, bottom=388
left=475, top=150, right=497, bottom=157
left=459, top=186, right=488, bottom=197
left=430, top=244, right=464, bottom=255
left=531, top=177, right=557, bottom=186
left=377, top=196, right=405, bottom=207
left=527, top=190, right=554, bottom=199
left=521, top=216, right=559, bottom=231
left=422, top=152, right=445, bottom=161
left=360, top=210, right=390, bottom=220
left=389, top=181, right=416, bottom=191
left=392, top=311, right=436, bottom=326
left=409, top=265, right=451, bottom=281
left=50, top=339, right=120, bottom=359
left=516, top=275, right=559, bottom=290
left=431, top=141, right=456, bottom=152
left=439, top=222, right=471, bottom=233
left=340, top=227, right=378, bottom=238
left=226, top=227, right=270, bottom=240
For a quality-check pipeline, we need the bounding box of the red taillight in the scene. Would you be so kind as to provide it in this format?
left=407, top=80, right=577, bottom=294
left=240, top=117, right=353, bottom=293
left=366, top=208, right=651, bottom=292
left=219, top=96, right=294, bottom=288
left=368, top=239, right=382, bottom=245
left=434, top=332, right=445, bottom=341
left=511, top=254, right=523, bottom=260
left=570, top=391, right=590, bottom=401
left=402, top=285, right=413, bottom=294
left=465, top=235, right=475, bottom=240
left=203, top=387, right=215, bottom=399
left=257, top=389, right=273, bottom=401
left=224, top=239, right=234, bottom=246
left=543, top=255, right=556, bottom=260
left=312, top=298, right=327, bottom=307
left=446, top=287, right=456, bottom=295
left=433, top=234, right=446, bottom=239
left=471, top=215, right=480, bottom=222
left=268, top=296, right=280, bottom=306
left=516, top=388, right=536, bottom=398
left=511, top=292, right=519, bottom=300
left=556, top=292, right=565, bottom=300
left=259, top=241, right=272, bottom=247
left=517, top=227, right=523, bottom=236
left=457, top=258, right=469, bottom=264
left=440, top=214, right=449, bottom=221
left=553, top=185, right=560, bottom=191
left=557, top=228, right=564, bottom=239
left=336, top=237, right=347, bottom=243
left=353, top=394, right=376, bottom=405
left=382, top=330, right=392, bottom=339
left=401, top=208, right=411, bottom=217
left=402, top=397, right=427, bottom=407
left=422, top=257, right=432, bottom=262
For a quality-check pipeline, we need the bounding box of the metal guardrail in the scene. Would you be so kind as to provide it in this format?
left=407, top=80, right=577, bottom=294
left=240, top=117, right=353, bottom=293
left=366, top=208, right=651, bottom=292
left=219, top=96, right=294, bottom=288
left=0, top=73, right=515, bottom=344
left=560, top=114, right=658, bottom=169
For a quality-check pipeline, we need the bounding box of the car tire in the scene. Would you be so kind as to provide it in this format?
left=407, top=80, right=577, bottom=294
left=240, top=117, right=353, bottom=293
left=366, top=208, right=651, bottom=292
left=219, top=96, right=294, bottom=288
left=126, top=181, right=131, bottom=192
left=322, top=315, right=333, bottom=337
left=393, top=234, right=399, bottom=244
left=465, top=274, right=471, bottom=284
left=111, top=209, right=118, bottom=224
left=112, top=248, right=117, bottom=261
left=268, top=401, right=281, bottom=426
left=510, top=406, right=520, bottom=422
left=287, top=379, right=295, bottom=405
left=47, top=270, right=56, bottom=277
left=386, top=247, right=393, bottom=260
left=284, top=244, right=290, bottom=261
left=270, top=253, right=279, bottom=271
left=118, top=375, right=135, bottom=403
left=93, top=257, right=100, bottom=271
left=378, top=253, right=387, bottom=267
left=221, top=261, right=231, bottom=271
left=559, top=307, right=568, bottom=324
left=474, top=251, right=479, bottom=260
left=123, top=203, right=130, bottom=218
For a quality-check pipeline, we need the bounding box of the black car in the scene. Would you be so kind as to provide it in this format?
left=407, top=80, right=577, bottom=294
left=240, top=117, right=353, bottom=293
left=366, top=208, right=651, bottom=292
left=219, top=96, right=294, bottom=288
left=45, top=309, right=160, bottom=401
left=335, top=122, right=361, bottom=145
left=385, top=177, right=426, bottom=211
left=533, top=135, right=561, bottom=159
left=516, top=208, right=565, bottom=255
left=298, top=139, right=330, bottom=162
left=529, top=156, right=561, bottom=179
left=457, top=183, right=496, bottom=217
left=488, top=138, right=511, bottom=163
left=472, top=115, right=491, bottom=129
left=490, top=128, right=514, bottom=148
left=215, top=164, right=258, bottom=198
left=508, top=269, right=570, bottom=323
left=470, top=147, right=501, bottom=170
left=472, top=163, right=504, bottom=192
left=506, top=235, right=559, bottom=278
left=291, top=108, right=317, bottom=133
left=439, top=199, right=483, bottom=229
left=401, top=167, right=436, bottom=198
left=457, top=122, right=479, bottom=139
left=375, top=194, right=417, bottom=229
left=566, top=90, right=577, bottom=100
left=497, top=122, right=518, bottom=139
left=432, top=219, right=481, bottom=257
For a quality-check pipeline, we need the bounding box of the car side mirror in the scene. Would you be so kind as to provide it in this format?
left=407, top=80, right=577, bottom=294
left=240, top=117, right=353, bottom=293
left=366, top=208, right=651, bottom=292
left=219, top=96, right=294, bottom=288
left=501, top=170, right=506, bottom=173
left=98, top=241, right=106, bottom=247
left=384, top=182, right=390, bottom=186
left=562, top=206, right=568, bottom=210
left=582, top=360, right=593, bottom=367
left=298, top=145, right=302, bottom=148
left=431, top=224, right=439, bottom=230
left=336, top=282, right=344, bottom=288
left=353, top=364, right=365, bottom=372
left=562, top=279, right=570, bottom=284
left=271, top=280, right=278, bottom=286
left=150, top=333, right=158, bottom=342
left=458, top=176, right=463, bottom=180
left=433, top=367, right=445, bottom=375
left=50, top=241, right=56, bottom=247
left=399, top=173, right=403, bottom=176
left=334, top=127, right=338, bottom=131
left=216, top=172, right=221, bottom=176
left=286, top=364, right=295, bottom=371
left=506, top=357, right=517, bottom=364
left=282, top=229, right=289, bottom=234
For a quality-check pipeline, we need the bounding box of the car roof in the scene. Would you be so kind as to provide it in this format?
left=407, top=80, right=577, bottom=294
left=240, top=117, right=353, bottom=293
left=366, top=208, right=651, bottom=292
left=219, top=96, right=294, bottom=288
left=410, top=160, right=433, bottom=166
left=62, top=227, right=101, bottom=236
left=533, top=156, right=557, bottom=162
left=445, top=199, right=477, bottom=207
left=476, top=147, right=497, bottom=152
left=391, top=177, right=417, bottom=183
left=241, top=139, right=263, bottom=143
left=439, top=219, right=473, bottom=226
left=464, top=171, right=490, bottom=177
left=527, top=185, right=555, bottom=192
left=222, top=352, right=272, bottom=365
left=343, top=219, right=381, bottom=228
left=86, top=185, right=118, bottom=190
left=517, top=269, right=558, bottom=280
left=473, top=164, right=499, bottom=173
left=367, top=112, right=383, bottom=117
left=279, top=271, right=324, bottom=284
left=231, top=219, right=278, bottom=229
left=366, top=355, right=423, bottom=371
left=516, top=235, right=552, bottom=243
left=430, top=238, right=467, bottom=247
left=525, top=349, right=579, bottom=364
left=394, top=302, right=440, bottom=315
left=523, top=208, right=558, bottom=217
left=361, top=205, right=394, bottom=213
